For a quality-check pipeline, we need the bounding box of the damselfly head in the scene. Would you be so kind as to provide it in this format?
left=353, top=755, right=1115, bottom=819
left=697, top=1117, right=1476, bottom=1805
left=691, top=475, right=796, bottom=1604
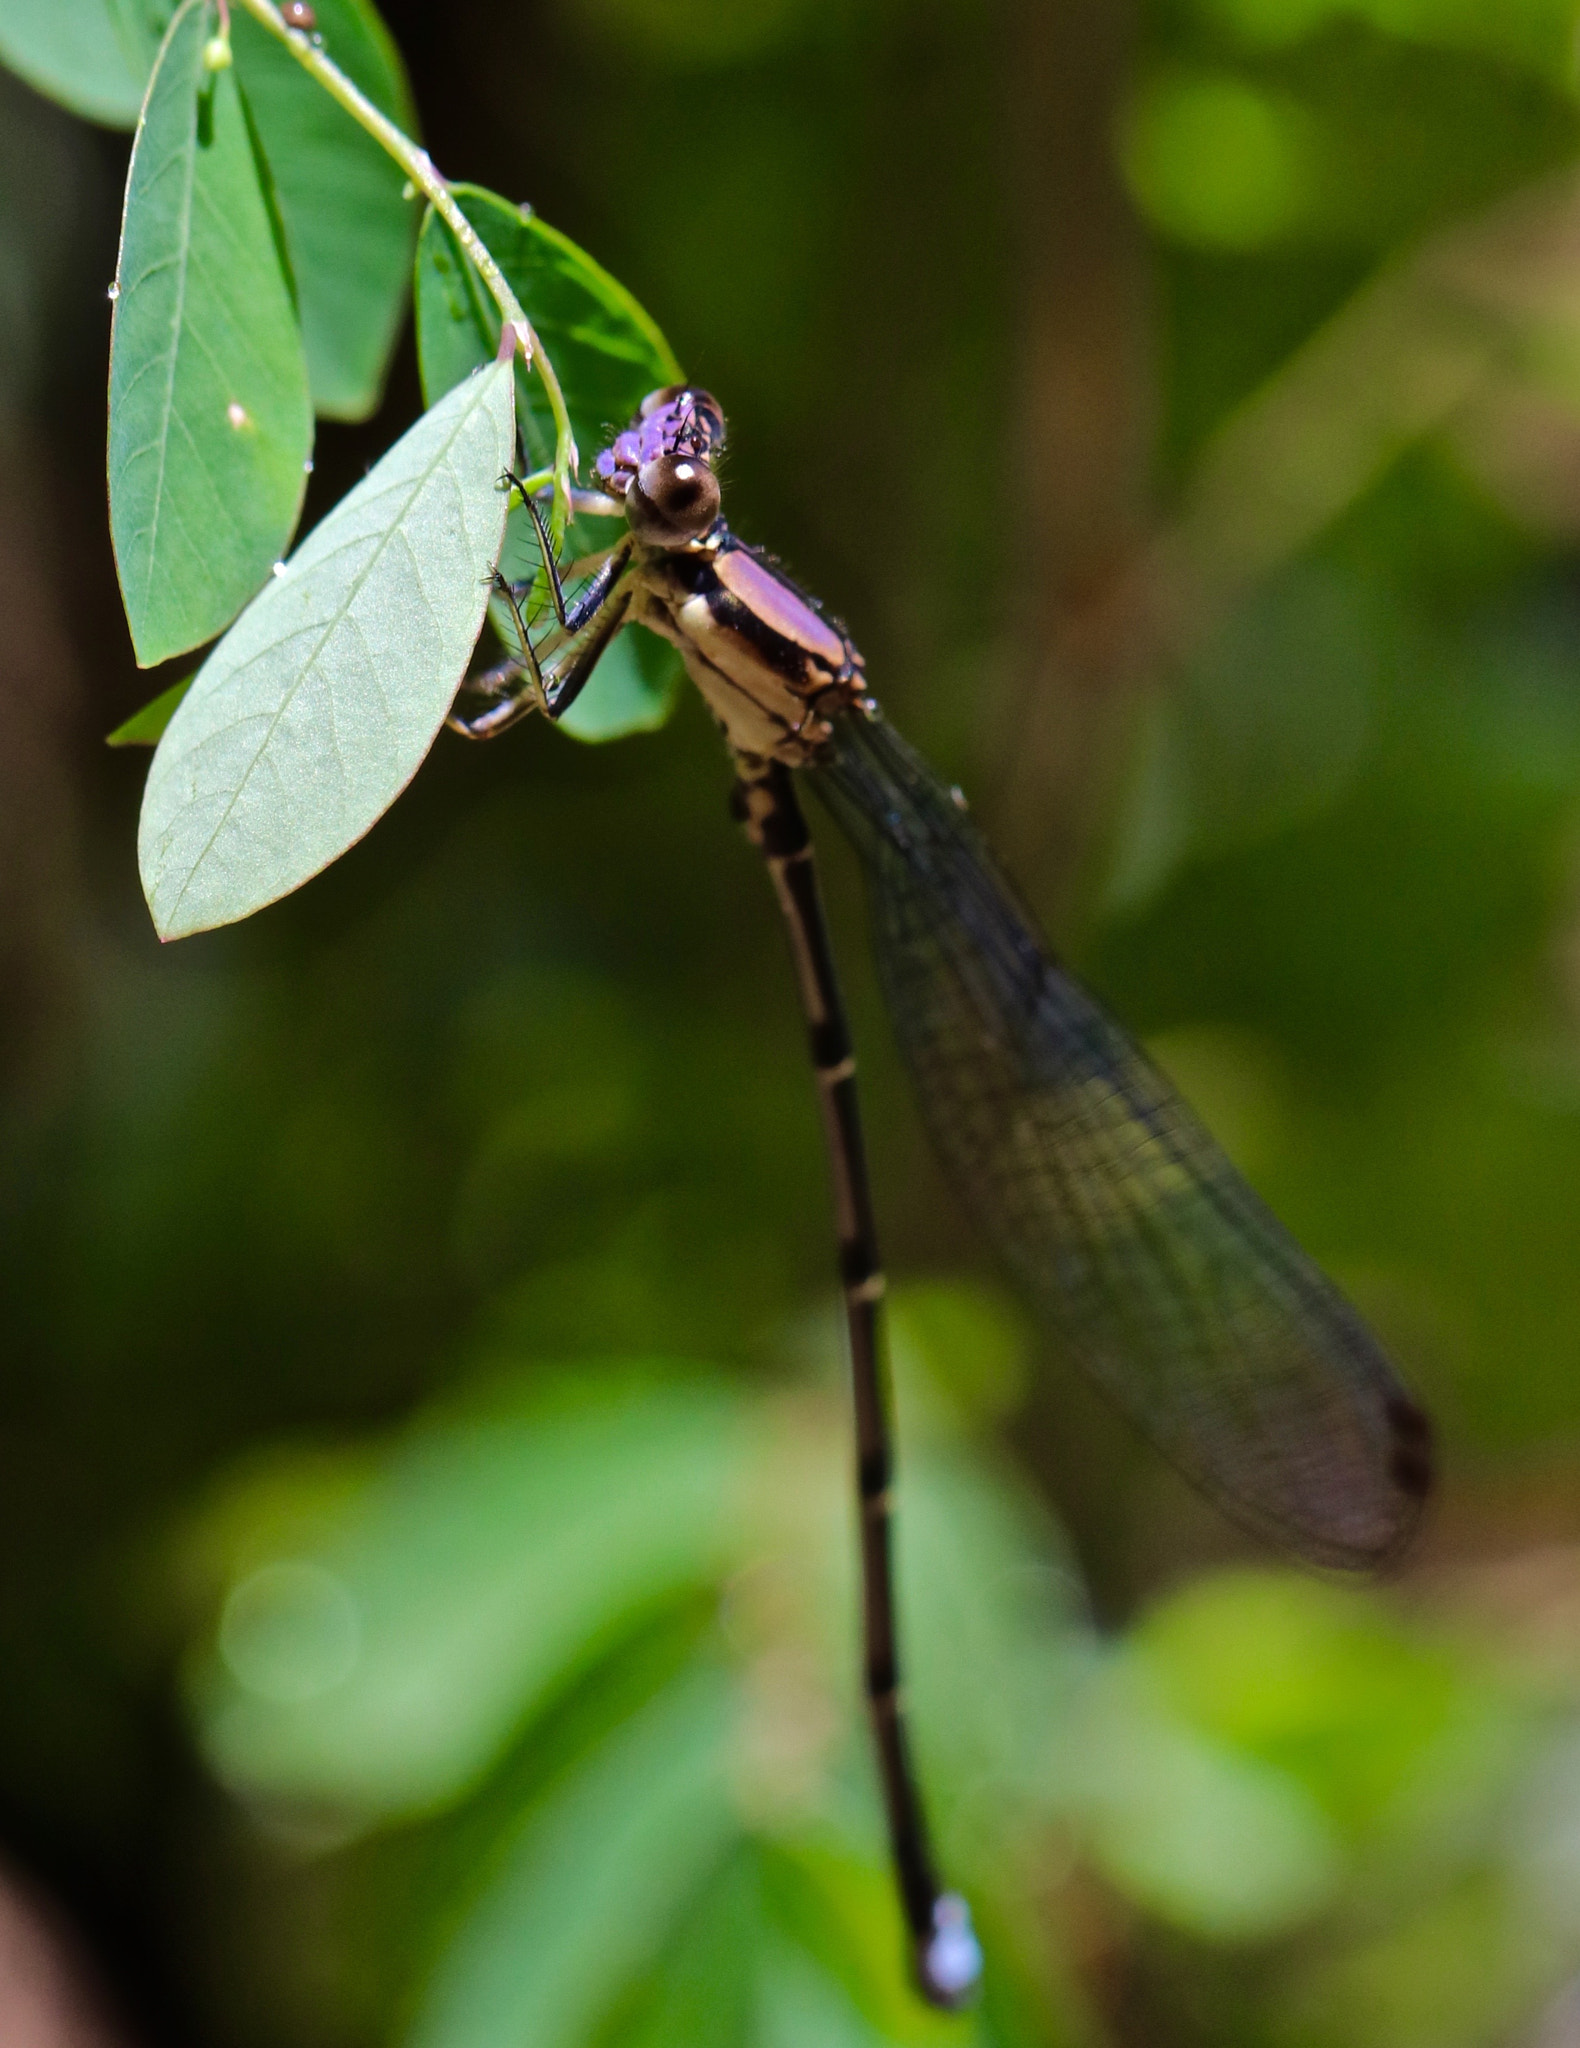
left=594, top=385, right=726, bottom=498
left=594, top=386, right=726, bottom=546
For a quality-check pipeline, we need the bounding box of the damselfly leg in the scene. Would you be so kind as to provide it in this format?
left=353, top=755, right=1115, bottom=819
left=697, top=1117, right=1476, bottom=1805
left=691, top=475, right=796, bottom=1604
left=446, top=569, right=550, bottom=740
left=447, top=486, right=634, bottom=738
left=508, top=474, right=632, bottom=638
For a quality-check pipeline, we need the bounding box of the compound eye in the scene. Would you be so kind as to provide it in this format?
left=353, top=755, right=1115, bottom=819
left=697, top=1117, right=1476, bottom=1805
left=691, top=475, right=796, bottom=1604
left=627, top=453, right=721, bottom=546
left=688, top=390, right=726, bottom=455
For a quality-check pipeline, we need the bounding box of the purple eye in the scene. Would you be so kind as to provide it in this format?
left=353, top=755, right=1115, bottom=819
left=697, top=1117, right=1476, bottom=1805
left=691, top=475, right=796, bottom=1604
left=626, top=453, right=720, bottom=547
left=638, top=384, right=687, bottom=420
left=631, top=386, right=726, bottom=457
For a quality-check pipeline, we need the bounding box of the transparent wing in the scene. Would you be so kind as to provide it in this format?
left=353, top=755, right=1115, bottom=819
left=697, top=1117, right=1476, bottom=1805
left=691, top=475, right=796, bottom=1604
left=809, top=710, right=1431, bottom=1569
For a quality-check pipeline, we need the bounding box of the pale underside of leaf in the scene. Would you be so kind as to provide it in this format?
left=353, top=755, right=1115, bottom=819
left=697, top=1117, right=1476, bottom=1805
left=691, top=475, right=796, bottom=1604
left=138, top=359, right=516, bottom=939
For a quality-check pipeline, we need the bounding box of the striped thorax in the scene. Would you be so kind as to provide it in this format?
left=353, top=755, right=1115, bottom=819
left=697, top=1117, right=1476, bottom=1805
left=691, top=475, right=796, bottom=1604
left=595, top=385, right=869, bottom=767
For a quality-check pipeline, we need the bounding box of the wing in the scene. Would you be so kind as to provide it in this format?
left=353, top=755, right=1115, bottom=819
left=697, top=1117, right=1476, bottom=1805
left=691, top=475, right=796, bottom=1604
left=809, top=709, right=1431, bottom=1570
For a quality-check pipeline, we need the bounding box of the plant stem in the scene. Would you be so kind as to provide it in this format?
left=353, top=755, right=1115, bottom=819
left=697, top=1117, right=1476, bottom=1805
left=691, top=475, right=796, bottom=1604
left=229, top=0, right=578, bottom=525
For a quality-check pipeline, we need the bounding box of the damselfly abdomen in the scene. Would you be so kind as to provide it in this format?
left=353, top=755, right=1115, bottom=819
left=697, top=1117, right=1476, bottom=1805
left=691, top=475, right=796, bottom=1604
left=448, top=384, right=1433, bottom=2009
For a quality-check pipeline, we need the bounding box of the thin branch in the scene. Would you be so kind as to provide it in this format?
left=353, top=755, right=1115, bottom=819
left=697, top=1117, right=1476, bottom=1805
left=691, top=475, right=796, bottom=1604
left=229, top=0, right=579, bottom=524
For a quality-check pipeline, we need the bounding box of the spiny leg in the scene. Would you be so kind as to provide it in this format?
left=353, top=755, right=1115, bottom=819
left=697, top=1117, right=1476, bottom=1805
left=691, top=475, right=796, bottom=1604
left=517, top=483, right=573, bottom=628
left=450, top=565, right=636, bottom=738
left=505, top=472, right=633, bottom=637
left=447, top=572, right=547, bottom=739
left=447, top=665, right=539, bottom=740
left=541, top=584, right=633, bottom=722
left=732, top=761, right=982, bottom=2012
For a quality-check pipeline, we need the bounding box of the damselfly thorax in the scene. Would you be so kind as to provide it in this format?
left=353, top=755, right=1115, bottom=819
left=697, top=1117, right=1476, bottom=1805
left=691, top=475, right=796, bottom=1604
left=634, top=531, right=868, bottom=765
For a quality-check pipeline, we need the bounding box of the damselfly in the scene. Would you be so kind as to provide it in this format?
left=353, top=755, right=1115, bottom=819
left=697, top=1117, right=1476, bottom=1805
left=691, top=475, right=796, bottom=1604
left=448, top=385, right=1434, bottom=2009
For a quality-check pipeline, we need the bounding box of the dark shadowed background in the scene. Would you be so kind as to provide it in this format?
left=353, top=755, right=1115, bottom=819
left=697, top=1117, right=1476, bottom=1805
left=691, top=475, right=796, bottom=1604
left=8, top=2, right=1580, bottom=2044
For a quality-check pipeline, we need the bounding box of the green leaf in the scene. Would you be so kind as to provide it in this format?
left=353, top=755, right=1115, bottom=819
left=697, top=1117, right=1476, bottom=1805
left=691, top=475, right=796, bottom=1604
left=413, top=183, right=682, bottom=470
left=1132, top=1569, right=1471, bottom=1835
left=189, top=1373, right=748, bottom=1811
left=0, top=0, right=169, bottom=128
left=592, top=1850, right=761, bottom=2048
left=1069, top=1648, right=1343, bottom=1938
left=105, top=673, right=191, bottom=745
left=408, top=1664, right=740, bottom=2048
left=137, top=357, right=514, bottom=940
left=230, top=0, right=417, bottom=421
left=753, top=1939, right=895, bottom=2048
left=415, top=192, right=684, bottom=742
left=2, top=0, right=417, bottom=412
left=108, top=0, right=314, bottom=666
left=557, top=620, right=681, bottom=744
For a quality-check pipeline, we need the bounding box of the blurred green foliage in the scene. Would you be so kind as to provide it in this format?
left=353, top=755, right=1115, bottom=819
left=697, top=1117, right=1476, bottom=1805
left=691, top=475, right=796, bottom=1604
left=8, top=0, right=1580, bottom=2042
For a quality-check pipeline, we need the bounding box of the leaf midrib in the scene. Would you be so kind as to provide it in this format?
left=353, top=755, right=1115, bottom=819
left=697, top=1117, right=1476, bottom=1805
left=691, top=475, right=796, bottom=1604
left=134, top=0, right=201, bottom=616
left=160, top=371, right=503, bottom=927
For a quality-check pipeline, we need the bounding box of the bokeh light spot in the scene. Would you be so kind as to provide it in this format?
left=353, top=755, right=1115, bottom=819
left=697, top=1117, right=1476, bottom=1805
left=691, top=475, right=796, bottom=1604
left=1120, top=70, right=1325, bottom=250
left=219, top=1559, right=362, bottom=1705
